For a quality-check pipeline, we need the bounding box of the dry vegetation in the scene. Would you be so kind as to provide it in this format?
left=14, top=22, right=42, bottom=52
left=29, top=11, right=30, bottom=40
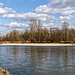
left=0, top=68, right=11, bottom=75
left=0, top=19, right=75, bottom=43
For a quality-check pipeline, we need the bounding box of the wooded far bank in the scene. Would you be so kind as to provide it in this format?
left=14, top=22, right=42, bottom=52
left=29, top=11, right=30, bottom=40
left=0, top=19, right=75, bottom=43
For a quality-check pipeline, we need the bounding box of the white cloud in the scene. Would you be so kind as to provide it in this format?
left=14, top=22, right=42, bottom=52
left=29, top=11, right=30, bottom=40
left=0, top=7, right=16, bottom=14
left=0, top=2, right=4, bottom=6
left=0, top=22, right=29, bottom=28
left=35, top=5, right=59, bottom=14
left=60, top=7, right=75, bottom=15
left=0, top=2, right=16, bottom=14
left=51, top=0, right=75, bottom=8
left=35, top=5, right=75, bottom=15
left=35, top=0, right=75, bottom=15
left=72, top=22, right=75, bottom=27
left=1, top=0, right=75, bottom=29
left=43, top=23, right=55, bottom=27
left=59, top=15, right=73, bottom=20
left=3, top=12, right=55, bottom=21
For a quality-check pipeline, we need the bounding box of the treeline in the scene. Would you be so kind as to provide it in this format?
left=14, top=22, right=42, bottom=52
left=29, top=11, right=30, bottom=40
left=0, top=19, right=75, bottom=43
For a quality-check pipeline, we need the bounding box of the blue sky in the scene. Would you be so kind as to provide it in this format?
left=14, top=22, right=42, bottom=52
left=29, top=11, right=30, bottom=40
left=0, top=0, right=75, bottom=35
left=1, top=0, right=48, bottom=13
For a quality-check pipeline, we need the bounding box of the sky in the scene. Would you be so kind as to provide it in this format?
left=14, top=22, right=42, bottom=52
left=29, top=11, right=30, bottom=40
left=0, top=0, right=75, bottom=35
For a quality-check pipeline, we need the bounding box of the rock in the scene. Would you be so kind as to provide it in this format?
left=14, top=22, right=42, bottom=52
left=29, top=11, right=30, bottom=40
left=0, top=68, right=11, bottom=75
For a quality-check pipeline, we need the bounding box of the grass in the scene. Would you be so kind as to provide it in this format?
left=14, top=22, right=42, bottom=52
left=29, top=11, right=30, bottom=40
left=0, top=68, right=11, bottom=75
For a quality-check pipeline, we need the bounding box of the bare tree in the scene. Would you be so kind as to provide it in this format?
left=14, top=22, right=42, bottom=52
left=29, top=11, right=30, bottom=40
left=62, top=22, right=69, bottom=42
left=29, top=19, right=42, bottom=42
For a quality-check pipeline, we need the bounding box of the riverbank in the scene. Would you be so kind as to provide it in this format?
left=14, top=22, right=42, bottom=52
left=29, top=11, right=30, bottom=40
left=0, top=68, right=10, bottom=75
left=0, top=43, right=75, bottom=46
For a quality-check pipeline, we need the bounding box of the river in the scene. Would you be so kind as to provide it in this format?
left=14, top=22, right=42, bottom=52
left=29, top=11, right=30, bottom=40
left=0, top=45, right=75, bottom=75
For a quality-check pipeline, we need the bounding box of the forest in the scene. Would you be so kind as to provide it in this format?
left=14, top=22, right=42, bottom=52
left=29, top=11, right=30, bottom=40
left=0, top=19, right=75, bottom=43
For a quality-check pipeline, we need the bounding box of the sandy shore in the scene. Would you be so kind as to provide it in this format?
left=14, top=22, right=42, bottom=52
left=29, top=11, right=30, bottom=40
left=0, top=43, right=75, bottom=46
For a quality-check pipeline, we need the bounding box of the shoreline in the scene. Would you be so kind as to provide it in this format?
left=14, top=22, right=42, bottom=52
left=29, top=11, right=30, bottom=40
left=0, top=43, right=75, bottom=46
left=0, top=68, right=10, bottom=75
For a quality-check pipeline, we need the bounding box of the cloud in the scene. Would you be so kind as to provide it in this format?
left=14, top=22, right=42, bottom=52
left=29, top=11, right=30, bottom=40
left=35, top=5, right=59, bottom=14
left=1, top=0, right=75, bottom=29
left=0, top=7, right=16, bottom=14
left=0, top=2, right=15, bottom=14
left=72, top=22, right=75, bottom=27
left=35, top=4, right=75, bottom=15
left=0, top=2, right=4, bottom=6
left=2, top=0, right=75, bottom=23
left=3, top=12, right=55, bottom=21
left=0, top=22, right=29, bottom=28
left=51, top=0, right=75, bottom=8
left=59, top=15, right=73, bottom=20
left=34, top=0, right=75, bottom=16
left=43, top=23, right=55, bottom=27
left=59, top=7, right=75, bottom=15
left=0, top=22, right=56, bottom=29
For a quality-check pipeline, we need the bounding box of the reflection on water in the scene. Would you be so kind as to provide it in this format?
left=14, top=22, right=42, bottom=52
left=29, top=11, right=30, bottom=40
left=0, top=46, right=75, bottom=75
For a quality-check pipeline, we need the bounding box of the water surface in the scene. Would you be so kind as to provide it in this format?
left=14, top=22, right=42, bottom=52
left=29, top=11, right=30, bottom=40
left=0, top=46, right=75, bottom=75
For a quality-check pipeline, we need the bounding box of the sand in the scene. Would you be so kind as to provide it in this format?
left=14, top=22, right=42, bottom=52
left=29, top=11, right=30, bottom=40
left=0, top=43, right=75, bottom=46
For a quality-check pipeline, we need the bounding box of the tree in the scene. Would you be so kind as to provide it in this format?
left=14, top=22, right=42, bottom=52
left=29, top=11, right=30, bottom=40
left=62, top=22, right=69, bottom=42
left=29, top=19, right=37, bottom=42
left=9, top=30, right=19, bottom=41
left=37, top=20, right=42, bottom=42
left=29, top=19, right=42, bottom=42
left=50, top=28, right=57, bottom=42
left=42, top=28, right=50, bottom=42
left=23, top=29, right=29, bottom=41
left=69, top=28, right=75, bottom=43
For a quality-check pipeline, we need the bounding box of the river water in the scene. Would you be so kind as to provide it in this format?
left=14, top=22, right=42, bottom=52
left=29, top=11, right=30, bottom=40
left=0, top=46, right=75, bottom=75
